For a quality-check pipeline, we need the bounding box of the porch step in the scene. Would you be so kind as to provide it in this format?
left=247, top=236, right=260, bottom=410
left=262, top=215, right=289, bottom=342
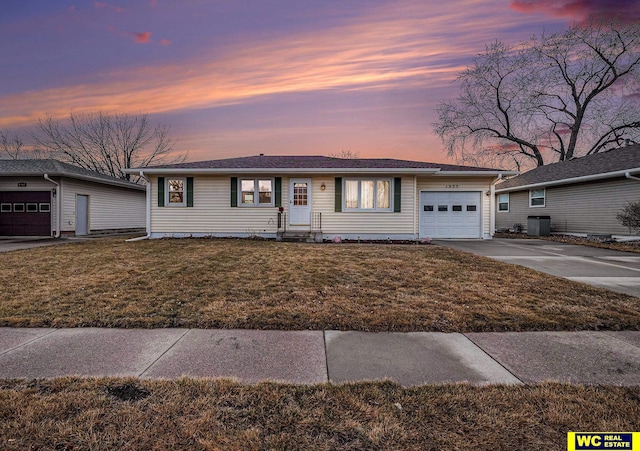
left=277, top=231, right=322, bottom=243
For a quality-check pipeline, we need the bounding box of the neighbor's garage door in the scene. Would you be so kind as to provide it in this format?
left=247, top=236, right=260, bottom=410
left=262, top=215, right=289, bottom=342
left=420, top=191, right=481, bottom=238
left=0, top=191, right=51, bottom=236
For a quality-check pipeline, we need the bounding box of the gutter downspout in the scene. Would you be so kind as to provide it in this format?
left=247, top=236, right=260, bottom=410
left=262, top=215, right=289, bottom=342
left=488, top=174, right=503, bottom=239
left=126, top=171, right=151, bottom=241
left=625, top=172, right=640, bottom=182
left=43, top=174, right=61, bottom=238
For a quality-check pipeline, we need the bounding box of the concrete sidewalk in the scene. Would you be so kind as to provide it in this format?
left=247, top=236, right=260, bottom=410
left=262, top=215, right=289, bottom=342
left=1, top=328, right=638, bottom=386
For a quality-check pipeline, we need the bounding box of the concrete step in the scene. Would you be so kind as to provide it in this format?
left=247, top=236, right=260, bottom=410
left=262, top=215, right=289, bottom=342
left=277, top=231, right=321, bottom=243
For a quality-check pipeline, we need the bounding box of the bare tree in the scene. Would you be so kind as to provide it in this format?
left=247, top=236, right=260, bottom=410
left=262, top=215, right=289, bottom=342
left=434, top=20, right=640, bottom=169
left=1, top=130, right=25, bottom=159
left=34, top=111, right=186, bottom=181
left=1, top=130, right=44, bottom=160
left=329, top=148, right=359, bottom=159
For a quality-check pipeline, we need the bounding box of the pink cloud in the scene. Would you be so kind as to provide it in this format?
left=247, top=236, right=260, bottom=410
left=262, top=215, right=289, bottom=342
left=94, top=2, right=123, bottom=13
left=130, top=31, right=152, bottom=44
left=510, top=0, right=640, bottom=22
left=150, top=0, right=158, bottom=6
left=160, top=38, right=172, bottom=46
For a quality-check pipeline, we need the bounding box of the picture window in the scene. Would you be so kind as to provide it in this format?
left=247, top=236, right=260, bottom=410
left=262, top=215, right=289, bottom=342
left=344, top=178, right=392, bottom=211
left=240, top=179, right=274, bottom=207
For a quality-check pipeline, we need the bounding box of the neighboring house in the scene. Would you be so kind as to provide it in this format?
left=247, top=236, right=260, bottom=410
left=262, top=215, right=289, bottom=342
left=0, top=159, right=146, bottom=237
left=126, top=155, right=516, bottom=240
left=495, top=144, right=640, bottom=236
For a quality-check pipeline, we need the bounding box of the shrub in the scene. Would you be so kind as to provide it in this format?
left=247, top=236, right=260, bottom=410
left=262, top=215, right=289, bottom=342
left=617, top=201, right=640, bottom=232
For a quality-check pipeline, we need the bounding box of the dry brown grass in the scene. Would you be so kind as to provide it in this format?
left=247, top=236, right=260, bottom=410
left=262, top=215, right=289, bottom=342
left=1, top=377, right=638, bottom=450
left=0, top=238, right=638, bottom=331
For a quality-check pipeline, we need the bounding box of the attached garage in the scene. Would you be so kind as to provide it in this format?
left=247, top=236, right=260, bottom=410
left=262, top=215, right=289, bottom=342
left=0, top=191, right=51, bottom=236
left=419, top=191, right=482, bottom=238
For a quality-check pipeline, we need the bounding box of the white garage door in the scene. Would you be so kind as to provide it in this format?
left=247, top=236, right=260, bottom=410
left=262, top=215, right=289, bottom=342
left=420, top=191, right=481, bottom=238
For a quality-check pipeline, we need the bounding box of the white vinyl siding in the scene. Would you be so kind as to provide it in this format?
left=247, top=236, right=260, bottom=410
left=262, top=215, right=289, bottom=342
left=61, top=178, right=145, bottom=233
left=496, top=178, right=640, bottom=235
left=151, top=175, right=283, bottom=234
left=150, top=175, right=415, bottom=237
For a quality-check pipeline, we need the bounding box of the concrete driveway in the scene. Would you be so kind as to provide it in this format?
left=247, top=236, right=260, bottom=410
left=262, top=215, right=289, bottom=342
left=435, top=238, right=640, bottom=297
left=0, top=237, right=67, bottom=253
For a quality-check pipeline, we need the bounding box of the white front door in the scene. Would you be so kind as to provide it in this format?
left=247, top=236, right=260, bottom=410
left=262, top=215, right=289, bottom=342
left=289, top=178, right=311, bottom=226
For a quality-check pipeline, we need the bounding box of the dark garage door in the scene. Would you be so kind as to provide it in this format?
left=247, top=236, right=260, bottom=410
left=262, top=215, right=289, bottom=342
left=0, top=191, right=51, bottom=236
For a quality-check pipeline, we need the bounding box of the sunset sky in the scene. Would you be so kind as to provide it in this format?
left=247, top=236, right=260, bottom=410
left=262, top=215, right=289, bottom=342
left=2, top=0, right=637, bottom=163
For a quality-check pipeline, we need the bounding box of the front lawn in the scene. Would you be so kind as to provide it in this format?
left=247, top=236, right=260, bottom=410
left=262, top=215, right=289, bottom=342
left=0, top=238, right=638, bottom=331
left=1, top=378, right=638, bottom=450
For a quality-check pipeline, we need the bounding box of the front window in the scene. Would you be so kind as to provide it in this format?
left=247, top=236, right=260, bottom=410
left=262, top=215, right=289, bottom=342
left=241, top=179, right=274, bottom=207
left=498, top=193, right=509, bottom=212
left=530, top=189, right=545, bottom=207
left=167, top=178, right=186, bottom=206
left=344, top=178, right=392, bottom=211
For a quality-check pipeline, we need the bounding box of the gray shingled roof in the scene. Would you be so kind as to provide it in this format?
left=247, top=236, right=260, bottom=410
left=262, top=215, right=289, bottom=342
left=0, top=159, right=145, bottom=190
left=138, top=155, right=507, bottom=173
left=496, top=145, right=640, bottom=192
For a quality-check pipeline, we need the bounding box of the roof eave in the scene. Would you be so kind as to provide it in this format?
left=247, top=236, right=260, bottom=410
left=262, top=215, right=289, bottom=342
left=495, top=167, right=640, bottom=193
left=2, top=171, right=145, bottom=191
left=126, top=167, right=514, bottom=175
left=126, top=167, right=444, bottom=174
left=433, top=170, right=518, bottom=176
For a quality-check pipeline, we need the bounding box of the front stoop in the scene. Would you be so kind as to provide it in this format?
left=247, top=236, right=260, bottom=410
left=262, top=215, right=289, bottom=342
left=277, top=231, right=322, bottom=243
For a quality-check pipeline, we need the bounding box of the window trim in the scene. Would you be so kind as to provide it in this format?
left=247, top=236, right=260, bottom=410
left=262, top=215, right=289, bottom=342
left=165, top=177, right=187, bottom=207
left=342, top=178, right=393, bottom=212
left=238, top=178, right=275, bottom=207
left=529, top=189, right=546, bottom=208
left=498, top=193, right=510, bottom=212
left=0, top=203, right=11, bottom=213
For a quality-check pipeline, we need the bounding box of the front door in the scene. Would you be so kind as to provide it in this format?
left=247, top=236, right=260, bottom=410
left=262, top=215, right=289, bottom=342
left=289, top=178, right=311, bottom=226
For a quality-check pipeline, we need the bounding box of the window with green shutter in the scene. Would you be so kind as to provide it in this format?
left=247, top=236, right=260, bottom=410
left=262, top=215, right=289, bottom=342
left=230, top=177, right=238, bottom=207
left=157, top=177, right=165, bottom=207
left=394, top=177, right=401, bottom=213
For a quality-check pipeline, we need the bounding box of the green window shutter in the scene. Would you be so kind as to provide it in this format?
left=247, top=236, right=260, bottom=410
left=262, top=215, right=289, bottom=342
left=334, top=177, right=342, bottom=212
left=275, top=177, right=282, bottom=207
left=230, top=177, right=238, bottom=207
left=186, top=177, right=194, bottom=207
left=394, top=177, right=401, bottom=213
left=158, top=177, right=165, bottom=207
